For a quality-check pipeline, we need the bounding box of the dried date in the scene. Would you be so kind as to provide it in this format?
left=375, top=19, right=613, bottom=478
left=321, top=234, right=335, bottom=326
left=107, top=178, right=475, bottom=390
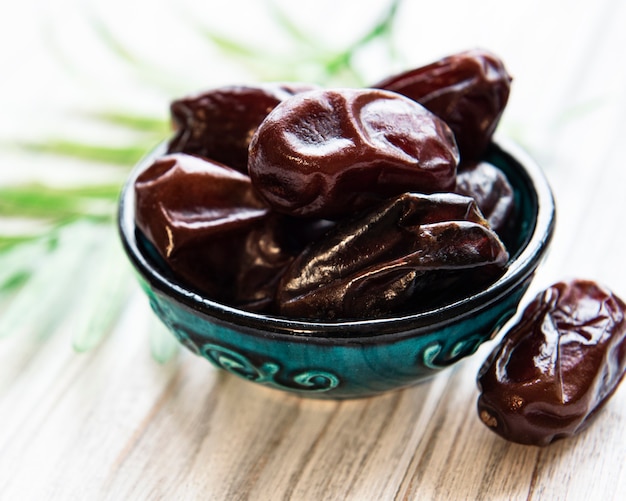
left=134, top=153, right=298, bottom=309
left=277, top=192, right=508, bottom=320
left=373, top=49, right=512, bottom=162
left=455, top=160, right=514, bottom=234
left=477, top=279, right=626, bottom=446
left=168, top=83, right=317, bottom=173
left=248, top=88, right=459, bottom=219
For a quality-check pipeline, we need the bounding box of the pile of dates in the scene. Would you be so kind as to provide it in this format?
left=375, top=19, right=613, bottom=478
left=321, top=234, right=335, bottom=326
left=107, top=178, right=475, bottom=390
left=135, top=48, right=517, bottom=320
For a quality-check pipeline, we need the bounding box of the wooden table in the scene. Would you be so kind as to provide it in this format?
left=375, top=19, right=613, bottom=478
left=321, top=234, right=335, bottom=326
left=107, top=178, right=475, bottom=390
left=0, top=0, right=625, bottom=499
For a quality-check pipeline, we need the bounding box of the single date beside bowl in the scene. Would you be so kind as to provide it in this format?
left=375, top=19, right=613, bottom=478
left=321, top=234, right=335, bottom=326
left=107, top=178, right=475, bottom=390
left=477, top=279, right=626, bottom=446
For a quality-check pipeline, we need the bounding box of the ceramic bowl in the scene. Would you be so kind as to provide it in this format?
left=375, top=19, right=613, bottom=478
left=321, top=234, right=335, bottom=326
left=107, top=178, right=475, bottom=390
left=118, top=139, right=555, bottom=399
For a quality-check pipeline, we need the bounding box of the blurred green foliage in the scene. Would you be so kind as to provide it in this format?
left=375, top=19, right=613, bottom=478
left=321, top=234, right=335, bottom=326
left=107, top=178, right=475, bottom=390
left=0, top=0, right=402, bottom=358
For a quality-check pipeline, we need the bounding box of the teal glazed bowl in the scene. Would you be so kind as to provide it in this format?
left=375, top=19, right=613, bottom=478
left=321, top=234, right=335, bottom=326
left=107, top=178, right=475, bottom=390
left=118, top=139, right=555, bottom=399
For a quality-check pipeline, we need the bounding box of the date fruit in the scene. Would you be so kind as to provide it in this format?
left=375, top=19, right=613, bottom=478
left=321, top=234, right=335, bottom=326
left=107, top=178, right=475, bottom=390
left=477, top=279, right=626, bottom=446
left=248, top=88, right=459, bottom=219
left=455, top=160, right=514, bottom=234
left=134, top=153, right=291, bottom=309
left=373, top=49, right=512, bottom=162
left=277, top=192, right=508, bottom=320
left=168, top=83, right=317, bottom=173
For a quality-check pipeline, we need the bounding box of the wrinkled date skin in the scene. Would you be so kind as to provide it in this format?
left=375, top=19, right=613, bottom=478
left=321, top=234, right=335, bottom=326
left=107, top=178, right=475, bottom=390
left=277, top=193, right=508, bottom=320
left=134, top=153, right=314, bottom=310
left=455, top=160, right=514, bottom=235
left=168, top=83, right=317, bottom=174
left=477, top=279, right=626, bottom=446
left=373, top=49, right=512, bottom=162
left=235, top=217, right=335, bottom=310
left=248, top=88, right=459, bottom=219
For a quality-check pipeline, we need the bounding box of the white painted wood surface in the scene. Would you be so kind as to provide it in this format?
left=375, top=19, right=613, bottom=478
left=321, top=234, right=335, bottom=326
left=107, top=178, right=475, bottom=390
left=0, top=0, right=625, bottom=499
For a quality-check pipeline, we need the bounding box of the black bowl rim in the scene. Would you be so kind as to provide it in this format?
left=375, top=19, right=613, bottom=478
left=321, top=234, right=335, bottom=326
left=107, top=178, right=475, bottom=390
left=118, top=137, right=555, bottom=341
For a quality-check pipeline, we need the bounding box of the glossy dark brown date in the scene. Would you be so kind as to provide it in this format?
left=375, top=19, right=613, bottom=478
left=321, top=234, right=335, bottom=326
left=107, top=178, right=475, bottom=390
left=248, top=88, right=459, bottom=219
left=168, top=83, right=317, bottom=173
left=134, top=153, right=298, bottom=310
left=477, top=279, right=626, bottom=446
left=455, top=160, right=514, bottom=234
left=277, top=192, right=508, bottom=320
left=373, top=49, right=512, bottom=162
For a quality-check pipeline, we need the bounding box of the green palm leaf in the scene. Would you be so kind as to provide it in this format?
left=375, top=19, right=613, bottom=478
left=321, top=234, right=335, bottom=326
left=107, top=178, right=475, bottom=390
left=0, top=0, right=404, bottom=361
